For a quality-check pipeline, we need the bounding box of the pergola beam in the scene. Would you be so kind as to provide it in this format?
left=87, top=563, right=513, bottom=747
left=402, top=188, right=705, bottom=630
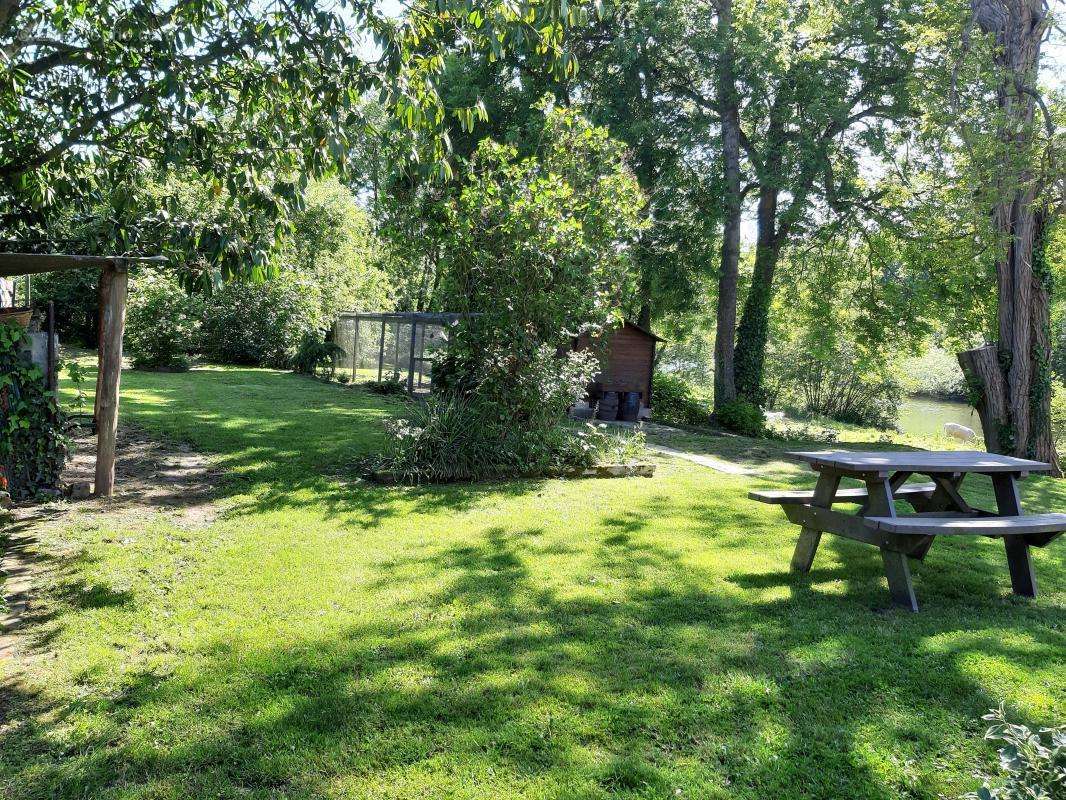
left=0, top=252, right=154, bottom=498
left=0, top=253, right=165, bottom=278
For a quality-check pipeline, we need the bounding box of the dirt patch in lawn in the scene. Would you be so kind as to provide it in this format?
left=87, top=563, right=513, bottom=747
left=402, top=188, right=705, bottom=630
left=1, top=427, right=221, bottom=658
left=56, top=426, right=222, bottom=528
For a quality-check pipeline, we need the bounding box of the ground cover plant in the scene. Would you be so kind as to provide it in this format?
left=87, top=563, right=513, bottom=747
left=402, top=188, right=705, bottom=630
left=0, top=363, right=1062, bottom=799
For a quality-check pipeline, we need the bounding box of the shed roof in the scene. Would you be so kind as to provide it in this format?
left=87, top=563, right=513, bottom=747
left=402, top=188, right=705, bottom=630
left=620, top=320, right=664, bottom=342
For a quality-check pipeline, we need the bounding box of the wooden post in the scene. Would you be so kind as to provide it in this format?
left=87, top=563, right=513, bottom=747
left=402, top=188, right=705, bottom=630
left=377, top=319, right=386, bottom=383
left=406, top=319, right=418, bottom=394
left=94, top=261, right=128, bottom=497
left=790, top=470, right=840, bottom=572
left=992, top=473, right=1037, bottom=597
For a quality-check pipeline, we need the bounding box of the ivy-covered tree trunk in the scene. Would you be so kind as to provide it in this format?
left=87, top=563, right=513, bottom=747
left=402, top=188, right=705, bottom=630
left=712, top=0, right=741, bottom=412
left=733, top=187, right=782, bottom=405
left=957, top=0, right=1059, bottom=471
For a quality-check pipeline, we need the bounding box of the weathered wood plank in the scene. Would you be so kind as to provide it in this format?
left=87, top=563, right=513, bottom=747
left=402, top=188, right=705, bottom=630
left=789, top=471, right=840, bottom=573
left=749, top=483, right=936, bottom=505
left=864, top=476, right=896, bottom=518
left=1004, top=536, right=1038, bottom=597
left=881, top=549, right=919, bottom=611
left=990, top=473, right=1038, bottom=597
left=782, top=504, right=922, bottom=552
left=0, top=253, right=165, bottom=277
left=789, top=450, right=1052, bottom=474
left=863, top=513, right=1066, bottom=536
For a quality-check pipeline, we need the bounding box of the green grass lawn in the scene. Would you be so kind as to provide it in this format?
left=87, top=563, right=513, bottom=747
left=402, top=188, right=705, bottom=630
left=1, top=364, right=1064, bottom=799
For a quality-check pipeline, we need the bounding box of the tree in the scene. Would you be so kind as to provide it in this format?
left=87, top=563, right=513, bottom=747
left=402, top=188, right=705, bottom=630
left=668, top=0, right=922, bottom=409
left=0, top=0, right=585, bottom=287
left=372, top=0, right=721, bottom=328
left=954, top=0, right=1063, bottom=466
left=433, top=104, right=645, bottom=420
left=577, top=0, right=719, bottom=330
left=377, top=107, right=647, bottom=481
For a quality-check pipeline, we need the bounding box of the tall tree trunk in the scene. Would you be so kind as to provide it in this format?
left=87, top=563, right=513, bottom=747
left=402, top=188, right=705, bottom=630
left=958, top=0, right=1058, bottom=471
left=712, top=0, right=741, bottom=412
left=733, top=186, right=780, bottom=405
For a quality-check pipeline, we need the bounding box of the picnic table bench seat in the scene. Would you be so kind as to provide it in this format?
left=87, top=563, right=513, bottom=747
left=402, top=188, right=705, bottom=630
left=749, top=483, right=936, bottom=505
left=863, top=513, right=1066, bottom=537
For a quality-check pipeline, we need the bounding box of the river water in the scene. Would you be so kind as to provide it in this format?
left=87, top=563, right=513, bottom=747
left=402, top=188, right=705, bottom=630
left=897, top=396, right=983, bottom=440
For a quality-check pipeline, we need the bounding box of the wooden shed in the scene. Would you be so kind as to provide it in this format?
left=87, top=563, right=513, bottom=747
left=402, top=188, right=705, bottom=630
left=575, top=320, right=662, bottom=414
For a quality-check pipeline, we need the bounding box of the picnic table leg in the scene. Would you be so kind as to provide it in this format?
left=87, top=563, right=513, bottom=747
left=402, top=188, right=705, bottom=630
left=865, top=476, right=920, bottom=611
left=880, top=549, right=919, bottom=612
left=790, top=471, right=840, bottom=573
left=991, top=473, right=1038, bottom=597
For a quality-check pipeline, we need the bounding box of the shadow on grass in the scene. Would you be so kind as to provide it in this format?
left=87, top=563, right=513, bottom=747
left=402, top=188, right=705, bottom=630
left=4, top=502, right=1064, bottom=799
left=65, top=366, right=554, bottom=528
left=4, top=365, right=1059, bottom=797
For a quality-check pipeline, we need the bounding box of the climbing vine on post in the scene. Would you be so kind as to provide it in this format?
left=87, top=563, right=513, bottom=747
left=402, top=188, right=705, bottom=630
left=0, top=322, right=69, bottom=500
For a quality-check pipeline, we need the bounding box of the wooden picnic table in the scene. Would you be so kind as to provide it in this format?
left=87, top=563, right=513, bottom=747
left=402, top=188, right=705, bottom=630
left=749, top=450, right=1066, bottom=611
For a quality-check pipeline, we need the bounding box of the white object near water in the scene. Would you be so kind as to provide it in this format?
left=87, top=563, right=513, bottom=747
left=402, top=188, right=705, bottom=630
left=943, top=422, right=976, bottom=441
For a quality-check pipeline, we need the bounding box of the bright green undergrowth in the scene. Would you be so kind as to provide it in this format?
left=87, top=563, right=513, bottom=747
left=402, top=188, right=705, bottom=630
left=1, top=363, right=1063, bottom=799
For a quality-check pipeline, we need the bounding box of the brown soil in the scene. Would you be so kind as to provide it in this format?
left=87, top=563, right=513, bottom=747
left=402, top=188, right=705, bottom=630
left=55, top=426, right=222, bottom=528
left=1, top=427, right=221, bottom=657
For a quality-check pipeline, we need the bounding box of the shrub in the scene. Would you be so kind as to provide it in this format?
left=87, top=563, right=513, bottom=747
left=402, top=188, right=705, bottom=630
left=125, top=273, right=203, bottom=370
left=964, top=705, right=1065, bottom=800
left=0, top=322, right=69, bottom=500
left=292, top=332, right=342, bottom=379
left=201, top=279, right=320, bottom=369
left=375, top=394, right=646, bottom=484
left=899, top=347, right=968, bottom=400
left=765, top=339, right=903, bottom=429
left=366, top=377, right=408, bottom=395
left=651, top=372, right=712, bottom=426
left=378, top=106, right=646, bottom=483
left=716, top=398, right=767, bottom=437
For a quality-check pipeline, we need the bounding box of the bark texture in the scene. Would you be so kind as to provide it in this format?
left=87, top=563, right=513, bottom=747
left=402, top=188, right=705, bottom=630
left=712, top=0, right=741, bottom=411
left=957, top=0, right=1059, bottom=471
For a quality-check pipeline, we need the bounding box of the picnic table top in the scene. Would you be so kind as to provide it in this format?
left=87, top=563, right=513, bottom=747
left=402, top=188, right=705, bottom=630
left=789, top=449, right=1054, bottom=475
